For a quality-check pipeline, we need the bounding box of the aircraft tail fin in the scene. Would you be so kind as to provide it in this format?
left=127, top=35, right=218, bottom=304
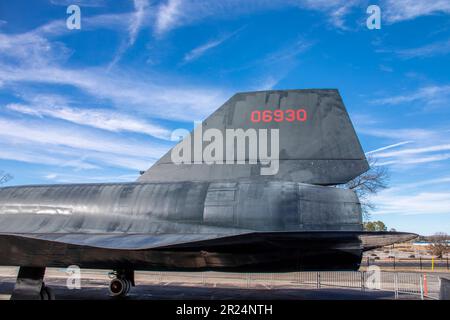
left=138, top=89, right=368, bottom=185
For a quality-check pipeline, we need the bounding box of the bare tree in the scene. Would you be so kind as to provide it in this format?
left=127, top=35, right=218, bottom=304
left=0, top=170, right=13, bottom=186
left=344, top=155, right=390, bottom=221
left=427, top=232, right=449, bottom=258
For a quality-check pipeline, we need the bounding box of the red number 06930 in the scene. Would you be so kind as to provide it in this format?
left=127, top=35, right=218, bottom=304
left=250, top=109, right=307, bottom=123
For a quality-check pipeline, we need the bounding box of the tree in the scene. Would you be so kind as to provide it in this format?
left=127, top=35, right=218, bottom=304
left=0, top=170, right=13, bottom=185
left=427, top=232, right=449, bottom=258
left=344, top=155, right=390, bottom=220
left=363, top=221, right=387, bottom=231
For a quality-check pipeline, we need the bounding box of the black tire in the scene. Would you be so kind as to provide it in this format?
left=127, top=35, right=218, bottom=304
left=109, top=278, right=126, bottom=297
left=125, top=279, right=132, bottom=295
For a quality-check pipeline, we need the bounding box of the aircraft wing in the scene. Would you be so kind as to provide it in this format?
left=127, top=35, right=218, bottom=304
left=0, top=231, right=250, bottom=250
left=0, top=230, right=417, bottom=251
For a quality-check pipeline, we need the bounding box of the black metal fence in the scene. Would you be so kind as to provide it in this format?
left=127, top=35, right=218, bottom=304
left=142, top=270, right=442, bottom=300
left=364, top=256, right=450, bottom=271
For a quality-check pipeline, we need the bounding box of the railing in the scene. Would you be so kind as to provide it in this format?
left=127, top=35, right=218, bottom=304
left=363, top=256, right=450, bottom=271
left=139, top=271, right=442, bottom=300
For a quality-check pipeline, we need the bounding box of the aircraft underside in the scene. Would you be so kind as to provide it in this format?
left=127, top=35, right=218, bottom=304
left=0, top=232, right=366, bottom=272
left=0, top=230, right=416, bottom=299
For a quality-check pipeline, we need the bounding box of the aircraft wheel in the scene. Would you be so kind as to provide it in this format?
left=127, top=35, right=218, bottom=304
left=109, top=278, right=128, bottom=297
left=40, top=284, right=55, bottom=300
left=124, top=279, right=131, bottom=295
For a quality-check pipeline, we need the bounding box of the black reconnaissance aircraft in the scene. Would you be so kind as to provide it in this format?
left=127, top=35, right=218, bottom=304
left=0, top=89, right=416, bottom=299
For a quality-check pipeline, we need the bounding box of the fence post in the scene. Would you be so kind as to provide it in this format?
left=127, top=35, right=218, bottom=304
left=423, top=273, right=428, bottom=297
left=316, top=272, right=321, bottom=289
left=361, top=272, right=365, bottom=291
left=420, top=256, right=422, bottom=270
left=393, top=256, right=396, bottom=270
left=394, top=273, right=399, bottom=299
left=419, top=274, right=424, bottom=300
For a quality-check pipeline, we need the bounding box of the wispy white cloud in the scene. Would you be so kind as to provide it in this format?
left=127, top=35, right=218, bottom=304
left=366, top=141, right=413, bottom=155
left=0, top=117, right=166, bottom=159
left=184, top=38, right=226, bottom=62
left=129, top=0, right=150, bottom=45
left=359, top=128, right=438, bottom=141
left=370, top=169, right=450, bottom=217
left=50, top=0, right=107, bottom=7
left=109, top=0, right=151, bottom=67
left=373, top=191, right=450, bottom=215
left=263, top=38, right=313, bottom=65
left=246, top=38, right=314, bottom=90
left=379, top=64, right=394, bottom=73
left=360, top=126, right=450, bottom=168
left=155, top=0, right=183, bottom=35
left=183, top=28, right=243, bottom=63
left=0, top=21, right=69, bottom=66
left=0, top=50, right=228, bottom=122
left=378, top=153, right=450, bottom=166
left=83, top=12, right=137, bottom=32
left=0, top=144, right=99, bottom=170
left=0, top=8, right=151, bottom=70
left=369, top=151, right=450, bottom=217
left=0, top=117, right=169, bottom=171
left=152, top=0, right=450, bottom=35
left=6, top=95, right=171, bottom=140
left=374, top=144, right=450, bottom=158
left=387, top=176, right=450, bottom=191
left=253, top=75, right=282, bottom=91
left=0, top=14, right=140, bottom=67
left=0, top=15, right=231, bottom=176
left=323, top=0, right=359, bottom=30
left=154, top=0, right=362, bottom=36
left=0, top=17, right=228, bottom=122
left=371, top=85, right=450, bottom=106
left=382, top=0, right=450, bottom=23
left=393, top=39, right=450, bottom=58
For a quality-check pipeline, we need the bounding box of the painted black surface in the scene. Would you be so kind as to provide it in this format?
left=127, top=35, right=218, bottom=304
left=0, top=90, right=417, bottom=298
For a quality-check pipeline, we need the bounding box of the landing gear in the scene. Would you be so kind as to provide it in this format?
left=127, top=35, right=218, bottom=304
left=109, top=278, right=131, bottom=297
left=40, top=283, right=55, bottom=300
left=11, top=266, right=55, bottom=300
left=108, top=269, right=134, bottom=298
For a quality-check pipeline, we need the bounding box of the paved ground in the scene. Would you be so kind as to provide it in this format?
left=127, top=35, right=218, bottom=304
left=0, top=282, right=413, bottom=300
left=0, top=267, right=424, bottom=300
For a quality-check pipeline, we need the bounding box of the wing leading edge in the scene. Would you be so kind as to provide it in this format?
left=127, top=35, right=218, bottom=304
left=0, top=231, right=417, bottom=251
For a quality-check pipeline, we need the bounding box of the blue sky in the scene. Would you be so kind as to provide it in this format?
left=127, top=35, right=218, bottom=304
left=0, top=0, right=449, bottom=235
